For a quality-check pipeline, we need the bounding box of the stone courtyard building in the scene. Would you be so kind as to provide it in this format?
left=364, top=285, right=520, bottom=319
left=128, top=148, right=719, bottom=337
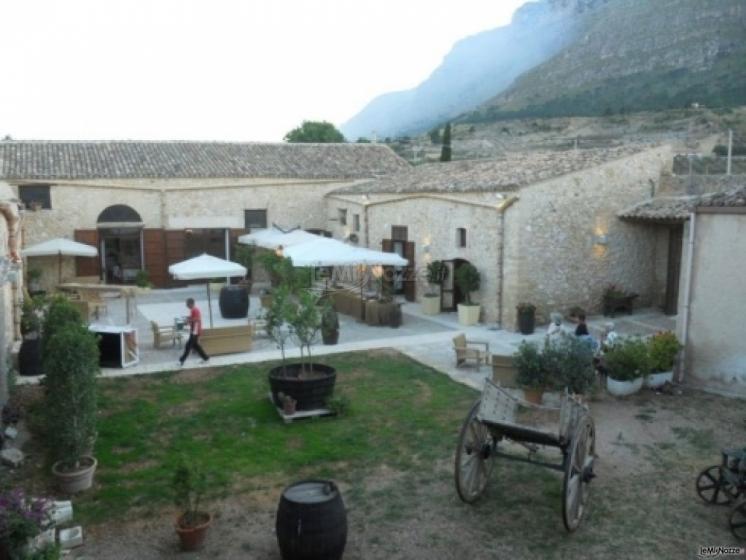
left=0, top=141, right=408, bottom=291
left=327, top=145, right=675, bottom=329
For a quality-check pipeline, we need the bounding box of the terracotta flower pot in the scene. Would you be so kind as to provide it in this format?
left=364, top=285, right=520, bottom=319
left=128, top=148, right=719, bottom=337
left=175, top=512, right=212, bottom=551
left=52, top=455, right=98, bottom=494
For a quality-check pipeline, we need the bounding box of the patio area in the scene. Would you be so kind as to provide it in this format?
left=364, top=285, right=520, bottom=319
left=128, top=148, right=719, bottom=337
left=24, top=284, right=678, bottom=390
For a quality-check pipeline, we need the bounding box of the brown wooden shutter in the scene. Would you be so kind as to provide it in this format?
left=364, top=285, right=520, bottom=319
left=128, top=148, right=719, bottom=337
left=165, top=230, right=186, bottom=287
left=143, top=229, right=167, bottom=288
left=74, top=229, right=100, bottom=277
left=403, top=241, right=416, bottom=302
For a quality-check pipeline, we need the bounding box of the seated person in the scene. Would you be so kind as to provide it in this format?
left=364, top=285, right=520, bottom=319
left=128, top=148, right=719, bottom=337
left=546, top=312, right=563, bottom=339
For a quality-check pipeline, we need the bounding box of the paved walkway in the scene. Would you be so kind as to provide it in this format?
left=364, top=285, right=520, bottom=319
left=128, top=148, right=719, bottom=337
left=18, top=287, right=675, bottom=392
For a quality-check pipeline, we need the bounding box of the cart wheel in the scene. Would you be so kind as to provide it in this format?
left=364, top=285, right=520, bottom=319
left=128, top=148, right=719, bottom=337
left=562, top=415, right=596, bottom=532
left=696, top=466, right=740, bottom=505
left=730, top=501, right=746, bottom=540
left=454, top=399, right=495, bottom=504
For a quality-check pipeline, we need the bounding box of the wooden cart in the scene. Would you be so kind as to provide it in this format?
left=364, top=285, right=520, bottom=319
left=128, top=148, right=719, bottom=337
left=454, top=379, right=597, bottom=532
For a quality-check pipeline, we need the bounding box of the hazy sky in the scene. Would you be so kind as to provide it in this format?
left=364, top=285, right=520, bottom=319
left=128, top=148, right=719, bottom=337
left=0, top=0, right=525, bottom=141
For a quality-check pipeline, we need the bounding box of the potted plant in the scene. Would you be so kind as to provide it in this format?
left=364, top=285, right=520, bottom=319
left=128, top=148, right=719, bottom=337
left=421, top=260, right=446, bottom=315
left=19, top=296, right=45, bottom=377
left=543, top=332, right=596, bottom=395
left=516, top=302, right=536, bottom=335
left=321, top=303, right=339, bottom=345
left=645, top=331, right=681, bottom=388
left=455, top=263, right=480, bottom=326
left=43, top=299, right=99, bottom=493
left=134, top=270, right=152, bottom=291
left=513, top=341, right=547, bottom=404
left=172, top=459, right=212, bottom=551
left=603, top=337, right=651, bottom=396
left=0, top=489, right=56, bottom=560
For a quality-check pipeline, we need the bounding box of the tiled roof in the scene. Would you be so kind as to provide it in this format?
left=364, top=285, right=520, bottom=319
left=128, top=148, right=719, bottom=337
left=698, top=185, right=746, bottom=208
left=0, top=141, right=410, bottom=180
left=618, top=196, right=698, bottom=222
left=331, top=146, right=648, bottom=195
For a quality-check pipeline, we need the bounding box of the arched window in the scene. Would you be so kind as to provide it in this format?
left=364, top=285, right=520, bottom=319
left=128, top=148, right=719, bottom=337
left=97, top=205, right=142, bottom=224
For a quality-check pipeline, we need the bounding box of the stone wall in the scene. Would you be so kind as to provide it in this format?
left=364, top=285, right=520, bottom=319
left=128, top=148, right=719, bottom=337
left=683, top=212, right=746, bottom=396
left=501, top=146, right=673, bottom=329
left=658, top=173, right=746, bottom=196
left=0, top=183, right=22, bottom=404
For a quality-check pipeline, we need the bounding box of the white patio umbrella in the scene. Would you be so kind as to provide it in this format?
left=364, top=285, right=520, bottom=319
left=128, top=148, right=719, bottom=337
left=168, top=253, right=247, bottom=327
left=282, top=239, right=408, bottom=268
left=238, top=227, right=320, bottom=250
left=21, top=237, right=98, bottom=283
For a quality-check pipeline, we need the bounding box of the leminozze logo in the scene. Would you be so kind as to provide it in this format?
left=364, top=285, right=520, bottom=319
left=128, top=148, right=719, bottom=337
left=698, top=546, right=746, bottom=559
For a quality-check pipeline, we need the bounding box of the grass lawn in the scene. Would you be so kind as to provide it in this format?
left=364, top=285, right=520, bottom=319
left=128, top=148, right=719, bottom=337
left=41, top=350, right=477, bottom=524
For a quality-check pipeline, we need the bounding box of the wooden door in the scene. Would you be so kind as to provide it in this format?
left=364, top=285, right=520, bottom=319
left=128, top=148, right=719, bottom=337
left=381, top=239, right=394, bottom=296
left=664, top=225, right=683, bottom=315
left=142, top=229, right=167, bottom=288
left=74, top=229, right=100, bottom=277
left=165, top=230, right=186, bottom=287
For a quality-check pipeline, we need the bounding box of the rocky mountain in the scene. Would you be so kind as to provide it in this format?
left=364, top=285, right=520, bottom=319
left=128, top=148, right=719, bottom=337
left=343, top=0, right=746, bottom=139
left=341, top=0, right=610, bottom=141
left=471, top=0, right=746, bottom=121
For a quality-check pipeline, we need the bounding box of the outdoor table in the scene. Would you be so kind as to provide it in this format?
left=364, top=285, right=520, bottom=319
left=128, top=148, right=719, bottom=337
left=89, top=324, right=139, bottom=368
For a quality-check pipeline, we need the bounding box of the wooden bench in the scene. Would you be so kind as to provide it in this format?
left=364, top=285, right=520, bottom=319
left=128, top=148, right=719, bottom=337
left=200, top=325, right=253, bottom=356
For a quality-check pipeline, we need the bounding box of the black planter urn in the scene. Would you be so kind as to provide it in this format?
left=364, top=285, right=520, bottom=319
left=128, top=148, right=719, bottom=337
left=517, top=309, right=535, bottom=335
left=19, top=337, right=42, bottom=377
left=269, top=364, right=336, bottom=411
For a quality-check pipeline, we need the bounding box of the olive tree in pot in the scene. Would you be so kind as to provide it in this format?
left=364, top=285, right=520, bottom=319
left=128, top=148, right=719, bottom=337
left=455, top=263, right=480, bottom=326
left=421, top=260, right=446, bottom=315
left=172, top=459, right=212, bottom=551
left=268, top=288, right=336, bottom=412
left=513, top=341, right=548, bottom=404
left=44, top=315, right=99, bottom=493
left=603, top=337, right=651, bottom=397
left=542, top=332, right=596, bottom=396
left=645, top=331, right=681, bottom=388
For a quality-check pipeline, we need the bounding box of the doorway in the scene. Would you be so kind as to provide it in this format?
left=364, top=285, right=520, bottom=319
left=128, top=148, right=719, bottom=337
left=441, top=258, right=470, bottom=311
left=100, top=228, right=143, bottom=284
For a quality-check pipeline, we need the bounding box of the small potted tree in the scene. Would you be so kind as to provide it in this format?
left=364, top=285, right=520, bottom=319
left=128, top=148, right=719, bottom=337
left=513, top=341, right=547, bottom=404
left=321, top=303, right=340, bottom=345
left=455, top=263, right=480, bottom=326
left=172, top=459, right=212, bottom=551
left=604, top=337, right=651, bottom=396
left=645, top=331, right=681, bottom=388
left=45, top=321, right=100, bottom=493
left=516, top=302, right=536, bottom=335
left=421, top=260, right=446, bottom=315
left=543, top=333, right=596, bottom=395
left=27, top=268, right=43, bottom=295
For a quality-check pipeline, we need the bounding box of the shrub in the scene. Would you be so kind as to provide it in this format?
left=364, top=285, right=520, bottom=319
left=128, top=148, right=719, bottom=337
left=21, top=296, right=45, bottom=337
left=233, top=245, right=254, bottom=280
left=134, top=270, right=152, bottom=288
left=321, top=304, right=339, bottom=335
left=603, top=284, right=628, bottom=300
left=43, top=323, right=99, bottom=467
left=514, top=342, right=546, bottom=389
left=604, top=337, right=651, bottom=381
left=517, top=302, right=536, bottom=314
left=454, top=263, right=480, bottom=305
left=41, top=297, right=84, bottom=359
left=0, top=489, right=54, bottom=559
left=542, top=333, right=596, bottom=394
left=648, top=331, right=680, bottom=372
left=425, top=261, right=447, bottom=297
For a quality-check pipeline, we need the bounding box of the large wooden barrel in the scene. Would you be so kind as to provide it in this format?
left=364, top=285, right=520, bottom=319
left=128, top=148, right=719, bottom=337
left=276, top=480, right=347, bottom=560
left=218, top=286, right=249, bottom=319
left=268, top=364, right=336, bottom=411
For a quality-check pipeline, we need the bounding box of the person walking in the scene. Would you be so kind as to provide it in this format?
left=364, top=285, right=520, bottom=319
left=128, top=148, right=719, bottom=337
left=179, top=297, right=209, bottom=366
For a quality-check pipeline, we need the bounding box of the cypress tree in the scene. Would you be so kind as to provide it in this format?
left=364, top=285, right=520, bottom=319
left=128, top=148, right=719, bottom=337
left=440, top=123, right=452, bottom=162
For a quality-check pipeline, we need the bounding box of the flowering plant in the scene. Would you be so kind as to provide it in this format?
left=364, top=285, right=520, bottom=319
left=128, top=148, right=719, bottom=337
left=0, top=489, right=53, bottom=557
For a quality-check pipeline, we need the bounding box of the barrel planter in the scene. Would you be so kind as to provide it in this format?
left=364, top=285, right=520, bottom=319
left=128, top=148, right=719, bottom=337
left=219, top=285, right=249, bottom=319
left=321, top=329, right=339, bottom=345
left=18, top=338, right=42, bottom=377
left=276, top=480, right=347, bottom=560
left=269, top=364, right=336, bottom=411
